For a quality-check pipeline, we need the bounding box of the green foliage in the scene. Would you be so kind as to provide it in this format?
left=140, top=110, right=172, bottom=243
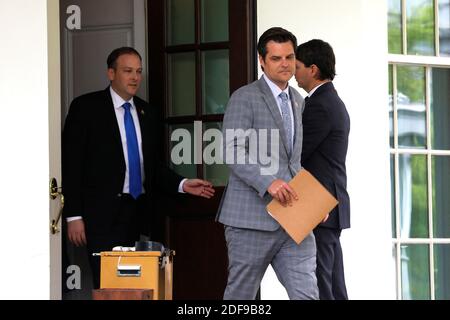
left=403, top=244, right=430, bottom=299
left=388, top=0, right=402, bottom=54
left=410, top=155, right=428, bottom=238
left=397, top=66, right=425, bottom=103
left=387, top=0, right=436, bottom=56
left=407, top=0, right=435, bottom=56
left=389, top=14, right=402, bottom=53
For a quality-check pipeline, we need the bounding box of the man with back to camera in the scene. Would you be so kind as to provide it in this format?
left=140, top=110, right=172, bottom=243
left=216, top=27, right=319, bottom=300
left=295, top=39, right=350, bottom=299
left=62, top=47, right=215, bottom=289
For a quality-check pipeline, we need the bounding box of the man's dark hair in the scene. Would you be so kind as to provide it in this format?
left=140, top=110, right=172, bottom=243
left=296, top=39, right=336, bottom=81
left=107, top=47, right=142, bottom=69
left=257, top=27, right=297, bottom=60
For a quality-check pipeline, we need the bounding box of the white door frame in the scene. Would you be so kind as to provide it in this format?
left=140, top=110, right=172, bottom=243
left=0, top=0, right=61, bottom=299
left=48, top=0, right=62, bottom=300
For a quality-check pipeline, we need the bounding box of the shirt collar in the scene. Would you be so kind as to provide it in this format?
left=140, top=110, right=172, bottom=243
left=263, top=74, right=290, bottom=100
left=110, top=86, right=135, bottom=110
left=308, top=81, right=328, bottom=97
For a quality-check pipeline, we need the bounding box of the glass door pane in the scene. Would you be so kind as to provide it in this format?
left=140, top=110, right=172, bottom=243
left=401, top=244, right=430, bottom=299
left=397, top=66, right=426, bottom=149
left=389, top=64, right=394, bottom=147
left=399, top=154, right=428, bottom=238
left=432, top=156, right=450, bottom=238
left=406, top=0, right=435, bottom=55
left=201, top=0, right=229, bottom=43
left=203, top=122, right=229, bottom=186
left=434, top=244, right=450, bottom=299
left=202, top=50, right=229, bottom=114
left=168, top=52, right=196, bottom=116
left=439, top=0, right=450, bottom=56
left=169, top=123, right=197, bottom=178
left=167, top=0, right=195, bottom=45
left=391, top=154, right=396, bottom=237
left=388, top=0, right=403, bottom=54
left=431, top=68, right=450, bottom=150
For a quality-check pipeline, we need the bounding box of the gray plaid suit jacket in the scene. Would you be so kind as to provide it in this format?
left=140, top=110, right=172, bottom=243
left=217, top=76, right=304, bottom=231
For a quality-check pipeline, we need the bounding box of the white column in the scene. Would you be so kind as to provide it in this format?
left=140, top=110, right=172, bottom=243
left=0, top=0, right=52, bottom=299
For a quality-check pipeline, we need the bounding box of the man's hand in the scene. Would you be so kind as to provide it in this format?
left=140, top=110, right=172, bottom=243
left=67, top=219, right=87, bottom=247
left=183, top=179, right=215, bottom=199
left=268, top=179, right=298, bottom=207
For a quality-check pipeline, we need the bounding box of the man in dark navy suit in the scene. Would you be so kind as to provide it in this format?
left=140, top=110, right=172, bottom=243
left=62, top=47, right=215, bottom=288
left=295, top=40, right=350, bottom=300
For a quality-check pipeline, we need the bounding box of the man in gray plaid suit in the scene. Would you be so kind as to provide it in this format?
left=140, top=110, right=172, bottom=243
left=216, top=27, right=319, bottom=300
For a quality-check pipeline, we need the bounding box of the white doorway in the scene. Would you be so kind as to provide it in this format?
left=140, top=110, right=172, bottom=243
left=59, top=0, right=148, bottom=299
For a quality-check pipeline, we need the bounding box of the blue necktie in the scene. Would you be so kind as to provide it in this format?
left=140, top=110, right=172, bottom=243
left=122, top=102, right=142, bottom=199
left=279, top=92, right=293, bottom=154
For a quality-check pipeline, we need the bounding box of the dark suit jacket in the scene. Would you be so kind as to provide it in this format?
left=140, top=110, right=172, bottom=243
left=62, top=87, right=183, bottom=236
left=301, top=82, right=350, bottom=229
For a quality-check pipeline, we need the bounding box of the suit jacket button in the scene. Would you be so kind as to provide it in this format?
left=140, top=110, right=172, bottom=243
left=117, top=193, right=122, bottom=198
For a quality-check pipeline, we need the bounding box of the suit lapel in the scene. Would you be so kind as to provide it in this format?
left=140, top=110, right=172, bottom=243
left=135, top=99, right=147, bottom=152
left=257, top=77, right=291, bottom=157
left=289, top=87, right=302, bottom=158
left=134, top=98, right=151, bottom=179
left=135, top=100, right=146, bottom=134
left=103, top=88, right=125, bottom=165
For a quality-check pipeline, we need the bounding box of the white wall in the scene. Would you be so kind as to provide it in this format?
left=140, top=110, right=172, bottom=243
left=0, top=0, right=51, bottom=299
left=259, top=0, right=396, bottom=299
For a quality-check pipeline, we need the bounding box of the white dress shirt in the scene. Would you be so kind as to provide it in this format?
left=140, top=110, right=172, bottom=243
left=110, top=86, right=145, bottom=194
left=262, top=74, right=295, bottom=146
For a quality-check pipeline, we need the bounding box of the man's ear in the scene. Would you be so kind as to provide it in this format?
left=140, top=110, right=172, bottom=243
left=258, top=55, right=265, bottom=69
left=107, top=68, right=115, bottom=81
left=311, top=64, right=320, bottom=80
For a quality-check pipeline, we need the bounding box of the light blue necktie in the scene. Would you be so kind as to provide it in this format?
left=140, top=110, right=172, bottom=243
left=279, top=92, right=293, bottom=154
left=122, top=102, right=142, bottom=199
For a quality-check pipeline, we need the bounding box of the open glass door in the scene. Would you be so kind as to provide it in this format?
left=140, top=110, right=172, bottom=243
left=148, top=0, right=256, bottom=299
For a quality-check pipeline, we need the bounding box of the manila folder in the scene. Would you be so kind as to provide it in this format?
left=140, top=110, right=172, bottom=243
left=266, top=169, right=338, bottom=244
